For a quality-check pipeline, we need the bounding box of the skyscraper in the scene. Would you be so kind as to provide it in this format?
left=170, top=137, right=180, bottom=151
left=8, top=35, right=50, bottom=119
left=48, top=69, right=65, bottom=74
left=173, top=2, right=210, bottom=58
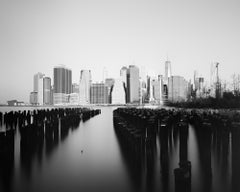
left=79, top=70, right=91, bottom=105
left=112, top=79, right=125, bottom=104
left=33, top=72, right=45, bottom=105
left=90, top=83, right=108, bottom=104
left=105, top=78, right=115, bottom=104
left=146, top=76, right=154, bottom=103
left=152, top=75, right=164, bottom=104
left=165, top=60, right=172, bottom=85
left=127, top=65, right=140, bottom=103
left=53, top=65, right=72, bottom=105
left=168, top=76, right=188, bottom=102
left=30, top=91, right=38, bottom=105
left=43, top=77, right=51, bottom=105
left=120, top=67, right=128, bottom=103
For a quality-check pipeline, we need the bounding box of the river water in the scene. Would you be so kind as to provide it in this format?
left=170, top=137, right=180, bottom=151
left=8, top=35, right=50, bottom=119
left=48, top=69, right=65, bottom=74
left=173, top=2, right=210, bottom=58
left=0, top=106, right=239, bottom=192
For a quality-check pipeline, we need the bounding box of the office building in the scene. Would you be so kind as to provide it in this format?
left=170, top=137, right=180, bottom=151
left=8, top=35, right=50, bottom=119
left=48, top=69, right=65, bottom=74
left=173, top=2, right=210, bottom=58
left=168, top=76, right=188, bottom=102
left=90, top=83, right=108, bottom=104
left=127, top=65, right=140, bottom=103
left=165, top=60, right=172, bottom=85
left=79, top=70, right=91, bottom=105
left=195, top=77, right=204, bottom=98
left=53, top=65, right=72, bottom=105
left=146, top=76, right=154, bottom=103
left=120, top=67, right=128, bottom=103
left=43, top=77, right=51, bottom=105
left=30, top=91, right=38, bottom=105
left=152, top=75, right=164, bottom=104
left=112, top=79, right=125, bottom=104
left=105, top=78, right=115, bottom=104
left=33, top=72, right=45, bottom=105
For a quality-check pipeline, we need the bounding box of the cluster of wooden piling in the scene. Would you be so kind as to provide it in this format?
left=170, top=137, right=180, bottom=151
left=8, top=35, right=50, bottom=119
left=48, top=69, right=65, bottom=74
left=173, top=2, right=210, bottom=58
left=0, top=107, right=101, bottom=191
left=113, top=107, right=240, bottom=192
left=0, top=107, right=101, bottom=156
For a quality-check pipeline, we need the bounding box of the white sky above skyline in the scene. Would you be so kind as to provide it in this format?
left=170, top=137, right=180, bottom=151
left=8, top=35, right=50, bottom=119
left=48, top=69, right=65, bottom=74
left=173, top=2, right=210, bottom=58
left=0, top=0, right=240, bottom=103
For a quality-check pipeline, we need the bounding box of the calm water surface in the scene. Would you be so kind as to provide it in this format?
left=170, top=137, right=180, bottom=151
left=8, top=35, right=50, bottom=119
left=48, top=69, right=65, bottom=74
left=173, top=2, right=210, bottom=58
left=0, top=106, right=239, bottom=192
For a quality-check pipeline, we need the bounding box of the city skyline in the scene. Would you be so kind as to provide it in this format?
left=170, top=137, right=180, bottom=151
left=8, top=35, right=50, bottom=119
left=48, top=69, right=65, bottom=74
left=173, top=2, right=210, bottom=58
left=1, top=0, right=240, bottom=103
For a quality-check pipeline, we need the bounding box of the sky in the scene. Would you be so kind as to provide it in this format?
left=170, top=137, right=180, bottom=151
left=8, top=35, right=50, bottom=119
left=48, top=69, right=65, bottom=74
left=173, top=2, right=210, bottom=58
left=0, top=0, right=240, bottom=103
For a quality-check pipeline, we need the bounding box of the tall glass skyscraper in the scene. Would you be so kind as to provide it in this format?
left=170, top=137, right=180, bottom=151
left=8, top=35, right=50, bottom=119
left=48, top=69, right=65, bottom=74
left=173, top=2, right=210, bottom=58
left=127, top=65, right=140, bottom=103
left=43, top=77, right=51, bottom=105
left=33, top=72, right=45, bottom=105
left=53, top=65, right=72, bottom=105
left=79, top=70, right=91, bottom=105
left=165, top=60, right=172, bottom=85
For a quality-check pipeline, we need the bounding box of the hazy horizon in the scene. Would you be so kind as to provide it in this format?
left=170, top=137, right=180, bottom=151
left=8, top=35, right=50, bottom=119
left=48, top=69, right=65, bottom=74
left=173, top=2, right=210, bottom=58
left=1, top=0, right=240, bottom=103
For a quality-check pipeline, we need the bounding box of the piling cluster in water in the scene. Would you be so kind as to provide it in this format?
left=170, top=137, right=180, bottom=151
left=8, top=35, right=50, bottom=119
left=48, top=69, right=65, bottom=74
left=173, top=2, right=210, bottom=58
left=113, top=107, right=240, bottom=192
left=0, top=107, right=101, bottom=191
left=0, top=107, right=101, bottom=147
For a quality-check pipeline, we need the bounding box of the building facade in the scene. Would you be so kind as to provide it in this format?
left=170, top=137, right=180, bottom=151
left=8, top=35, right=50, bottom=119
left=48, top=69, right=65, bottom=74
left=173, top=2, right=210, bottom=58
left=120, top=67, right=128, bottom=103
left=79, top=70, right=91, bottom=105
left=165, top=60, right=172, bottom=85
left=168, top=76, right=188, bottom=102
left=33, top=72, right=45, bottom=105
left=112, top=79, right=126, bottom=104
left=90, top=83, right=108, bottom=104
left=30, top=91, right=38, bottom=105
left=127, top=65, right=140, bottom=103
left=105, top=78, right=115, bottom=104
left=152, top=75, right=164, bottom=104
left=53, top=65, right=72, bottom=105
left=43, top=77, right=51, bottom=105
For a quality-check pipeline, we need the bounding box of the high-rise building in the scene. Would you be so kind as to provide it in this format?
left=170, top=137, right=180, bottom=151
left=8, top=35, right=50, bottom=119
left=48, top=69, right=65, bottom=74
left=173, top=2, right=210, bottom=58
left=105, top=78, right=115, bottom=104
left=120, top=67, right=128, bottom=103
left=120, top=67, right=128, bottom=86
left=43, top=77, right=51, bottom=105
left=165, top=60, right=172, bottom=85
left=90, top=83, right=108, bottom=104
left=33, top=72, right=45, bottom=105
left=168, top=76, right=188, bottom=102
left=146, top=76, right=154, bottom=103
left=53, top=65, right=72, bottom=105
left=30, top=91, right=38, bottom=105
left=112, top=79, right=125, bottom=104
left=195, top=77, right=204, bottom=98
left=50, top=86, right=54, bottom=105
left=152, top=75, right=164, bottom=104
left=127, top=65, right=140, bottom=103
left=79, top=70, right=91, bottom=105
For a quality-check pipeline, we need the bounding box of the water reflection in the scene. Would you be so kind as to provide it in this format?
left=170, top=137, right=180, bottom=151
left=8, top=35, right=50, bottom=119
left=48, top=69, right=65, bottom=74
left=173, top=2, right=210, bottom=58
left=113, top=108, right=240, bottom=192
left=0, top=107, right=101, bottom=192
left=0, top=130, right=14, bottom=192
left=0, top=107, right=240, bottom=192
